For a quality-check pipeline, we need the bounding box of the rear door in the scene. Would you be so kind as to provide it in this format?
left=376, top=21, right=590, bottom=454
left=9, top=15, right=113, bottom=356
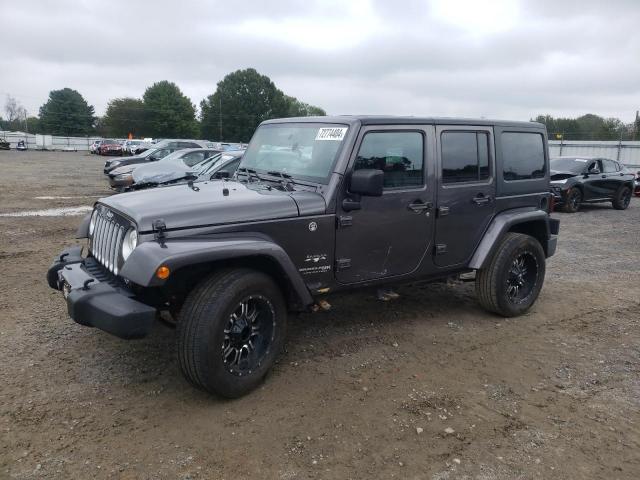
left=434, top=126, right=496, bottom=267
left=601, top=159, right=623, bottom=197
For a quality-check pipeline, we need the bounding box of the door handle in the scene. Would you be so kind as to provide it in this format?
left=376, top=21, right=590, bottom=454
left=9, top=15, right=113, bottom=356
left=407, top=201, right=433, bottom=213
left=472, top=194, right=491, bottom=205
left=601, top=175, right=607, bottom=178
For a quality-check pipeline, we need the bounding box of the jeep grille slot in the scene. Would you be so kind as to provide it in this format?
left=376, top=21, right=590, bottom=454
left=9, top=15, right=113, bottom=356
left=90, top=207, right=127, bottom=275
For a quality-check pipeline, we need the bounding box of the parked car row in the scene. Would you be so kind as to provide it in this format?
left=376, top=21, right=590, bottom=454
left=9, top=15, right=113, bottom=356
left=90, top=138, right=239, bottom=157
left=103, top=139, right=244, bottom=191
left=550, top=156, right=635, bottom=212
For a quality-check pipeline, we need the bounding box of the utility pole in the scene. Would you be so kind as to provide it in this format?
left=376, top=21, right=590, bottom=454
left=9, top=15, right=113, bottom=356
left=218, top=95, right=222, bottom=141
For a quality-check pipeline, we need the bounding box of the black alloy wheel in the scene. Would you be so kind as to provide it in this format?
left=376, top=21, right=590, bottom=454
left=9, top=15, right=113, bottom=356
left=222, top=295, right=276, bottom=376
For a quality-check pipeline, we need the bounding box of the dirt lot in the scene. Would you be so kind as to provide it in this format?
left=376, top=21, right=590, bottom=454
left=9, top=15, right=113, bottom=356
left=1, top=150, right=639, bottom=480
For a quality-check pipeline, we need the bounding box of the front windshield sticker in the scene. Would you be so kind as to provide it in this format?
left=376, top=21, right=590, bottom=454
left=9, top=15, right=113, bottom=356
left=315, top=127, right=348, bottom=141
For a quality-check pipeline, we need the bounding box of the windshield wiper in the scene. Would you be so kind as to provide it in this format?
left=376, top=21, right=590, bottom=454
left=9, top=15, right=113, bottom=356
left=236, top=167, right=266, bottom=183
left=267, top=171, right=295, bottom=191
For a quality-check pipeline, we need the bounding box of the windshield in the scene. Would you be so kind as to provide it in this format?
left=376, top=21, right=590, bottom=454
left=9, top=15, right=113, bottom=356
left=550, top=157, right=590, bottom=174
left=138, top=148, right=156, bottom=158
left=239, top=123, right=348, bottom=182
left=157, top=150, right=187, bottom=163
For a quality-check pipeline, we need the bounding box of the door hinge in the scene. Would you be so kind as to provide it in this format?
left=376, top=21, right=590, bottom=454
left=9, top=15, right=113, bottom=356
left=437, top=206, right=450, bottom=217
left=336, top=258, right=352, bottom=270
left=435, top=244, right=447, bottom=255
left=337, top=215, right=353, bottom=228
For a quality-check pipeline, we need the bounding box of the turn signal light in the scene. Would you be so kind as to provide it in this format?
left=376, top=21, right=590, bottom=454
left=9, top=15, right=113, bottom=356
left=156, top=266, right=170, bottom=280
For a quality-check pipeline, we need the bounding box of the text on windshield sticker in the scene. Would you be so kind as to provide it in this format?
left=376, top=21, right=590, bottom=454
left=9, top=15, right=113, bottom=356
left=316, top=127, right=347, bottom=141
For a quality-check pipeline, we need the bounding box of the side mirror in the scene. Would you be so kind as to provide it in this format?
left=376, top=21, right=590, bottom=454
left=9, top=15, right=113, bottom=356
left=212, top=171, right=230, bottom=179
left=349, top=169, right=384, bottom=196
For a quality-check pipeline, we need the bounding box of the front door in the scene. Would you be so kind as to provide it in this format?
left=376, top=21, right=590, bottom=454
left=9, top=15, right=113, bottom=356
left=583, top=159, right=607, bottom=200
left=434, top=126, right=496, bottom=267
left=335, top=126, right=435, bottom=284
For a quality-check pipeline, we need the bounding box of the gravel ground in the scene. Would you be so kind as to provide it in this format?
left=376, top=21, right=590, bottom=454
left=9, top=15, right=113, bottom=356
left=1, top=150, right=639, bottom=480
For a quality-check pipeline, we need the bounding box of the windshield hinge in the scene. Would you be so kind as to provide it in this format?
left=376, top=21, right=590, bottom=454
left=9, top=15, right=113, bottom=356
left=337, top=216, right=353, bottom=228
left=336, top=258, right=352, bottom=271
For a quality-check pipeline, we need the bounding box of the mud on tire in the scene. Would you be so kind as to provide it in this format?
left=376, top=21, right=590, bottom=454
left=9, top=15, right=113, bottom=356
left=177, top=268, right=287, bottom=398
left=475, top=233, right=546, bottom=317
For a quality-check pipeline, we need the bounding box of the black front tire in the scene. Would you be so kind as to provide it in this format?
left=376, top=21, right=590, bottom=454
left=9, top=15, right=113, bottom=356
left=475, top=233, right=546, bottom=317
left=177, top=269, right=287, bottom=398
left=562, top=187, right=582, bottom=213
left=612, top=186, right=632, bottom=210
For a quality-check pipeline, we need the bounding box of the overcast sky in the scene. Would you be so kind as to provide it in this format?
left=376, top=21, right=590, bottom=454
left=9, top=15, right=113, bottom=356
left=1, top=0, right=639, bottom=122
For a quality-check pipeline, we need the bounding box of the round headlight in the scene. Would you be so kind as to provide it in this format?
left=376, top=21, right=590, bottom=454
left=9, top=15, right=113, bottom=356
left=121, top=228, right=138, bottom=261
left=89, top=209, right=97, bottom=235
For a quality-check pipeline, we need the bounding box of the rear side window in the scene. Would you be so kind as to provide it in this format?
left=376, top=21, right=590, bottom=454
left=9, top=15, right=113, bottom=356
left=441, top=131, right=490, bottom=184
left=501, top=132, right=545, bottom=181
left=602, top=160, right=616, bottom=173
left=354, top=131, right=424, bottom=189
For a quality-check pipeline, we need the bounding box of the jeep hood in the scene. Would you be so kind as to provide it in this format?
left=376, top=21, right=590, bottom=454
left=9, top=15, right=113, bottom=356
left=100, top=180, right=326, bottom=232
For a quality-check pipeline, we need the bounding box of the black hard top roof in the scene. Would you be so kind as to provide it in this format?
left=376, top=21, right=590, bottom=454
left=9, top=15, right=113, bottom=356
left=262, top=115, right=543, bottom=128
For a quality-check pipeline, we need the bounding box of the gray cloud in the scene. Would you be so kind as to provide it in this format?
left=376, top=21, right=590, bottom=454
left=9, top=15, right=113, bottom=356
left=1, top=0, right=638, bottom=122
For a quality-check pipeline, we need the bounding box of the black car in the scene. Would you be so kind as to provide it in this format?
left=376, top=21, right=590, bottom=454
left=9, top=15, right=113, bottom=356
left=48, top=116, right=559, bottom=398
left=550, top=156, right=635, bottom=212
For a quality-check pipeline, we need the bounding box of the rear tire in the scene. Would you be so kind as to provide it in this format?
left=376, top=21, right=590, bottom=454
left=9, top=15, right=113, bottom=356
left=177, top=269, right=287, bottom=398
left=612, top=185, right=632, bottom=210
left=562, top=187, right=582, bottom=213
left=475, top=233, right=546, bottom=317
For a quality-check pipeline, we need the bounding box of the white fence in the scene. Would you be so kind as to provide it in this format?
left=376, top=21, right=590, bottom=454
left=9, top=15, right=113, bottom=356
left=549, top=140, right=640, bottom=168
left=1, top=131, right=100, bottom=151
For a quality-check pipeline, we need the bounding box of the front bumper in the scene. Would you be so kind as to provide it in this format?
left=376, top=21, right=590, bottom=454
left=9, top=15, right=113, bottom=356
left=108, top=175, right=134, bottom=189
left=47, top=246, right=156, bottom=339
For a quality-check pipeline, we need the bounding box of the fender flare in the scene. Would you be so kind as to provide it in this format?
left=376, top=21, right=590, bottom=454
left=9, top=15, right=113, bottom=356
left=468, top=208, right=551, bottom=270
left=119, top=235, right=313, bottom=307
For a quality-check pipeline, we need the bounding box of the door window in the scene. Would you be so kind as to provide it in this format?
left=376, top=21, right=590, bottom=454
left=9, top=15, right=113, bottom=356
left=354, top=132, right=423, bottom=189
left=441, top=131, right=490, bottom=183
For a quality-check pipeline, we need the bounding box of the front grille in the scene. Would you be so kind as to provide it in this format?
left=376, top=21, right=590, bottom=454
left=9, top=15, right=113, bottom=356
left=89, top=205, right=128, bottom=275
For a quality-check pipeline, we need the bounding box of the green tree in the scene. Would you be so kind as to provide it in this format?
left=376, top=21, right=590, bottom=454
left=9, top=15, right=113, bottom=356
left=534, top=113, right=629, bottom=140
left=103, top=97, right=147, bottom=137
left=38, top=88, right=95, bottom=135
left=284, top=95, right=326, bottom=117
left=142, top=81, right=197, bottom=138
left=200, top=68, right=289, bottom=142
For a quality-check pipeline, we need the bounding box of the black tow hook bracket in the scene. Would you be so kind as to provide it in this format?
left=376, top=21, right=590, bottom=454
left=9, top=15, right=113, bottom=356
left=152, top=219, right=167, bottom=248
left=82, top=279, right=95, bottom=290
left=59, top=252, right=69, bottom=262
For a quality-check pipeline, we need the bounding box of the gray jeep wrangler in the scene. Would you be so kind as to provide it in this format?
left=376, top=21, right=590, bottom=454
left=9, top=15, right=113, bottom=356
left=48, top=116, right=559, bottom=398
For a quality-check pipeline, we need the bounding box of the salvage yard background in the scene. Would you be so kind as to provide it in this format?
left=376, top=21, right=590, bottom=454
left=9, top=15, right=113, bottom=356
left=1, top=150, right=639, bottom=479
